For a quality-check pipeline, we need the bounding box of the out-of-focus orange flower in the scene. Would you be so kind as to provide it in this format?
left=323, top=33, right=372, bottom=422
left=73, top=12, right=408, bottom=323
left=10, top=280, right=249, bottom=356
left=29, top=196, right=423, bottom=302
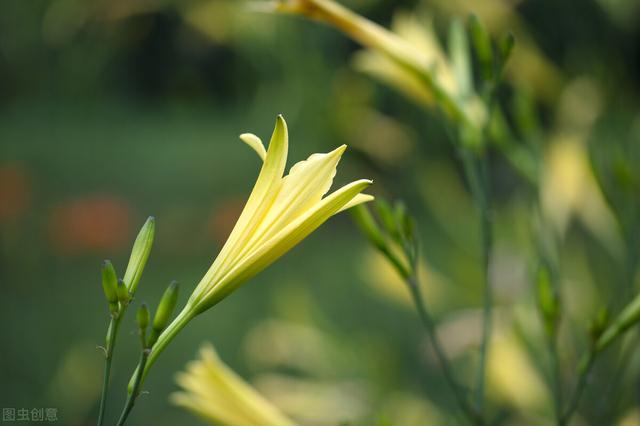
left=0, top=163, right=31, bottom=223
left=207, top=196, right=246, bottom=245
left=48, top=195, right=133, bottom=253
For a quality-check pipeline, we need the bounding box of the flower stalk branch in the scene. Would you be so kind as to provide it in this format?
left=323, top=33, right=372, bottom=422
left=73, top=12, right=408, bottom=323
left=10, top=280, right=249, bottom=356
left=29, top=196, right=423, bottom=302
left=97, top=316, right=122, bottom=426
left=406, top=274, right=483, bottom=425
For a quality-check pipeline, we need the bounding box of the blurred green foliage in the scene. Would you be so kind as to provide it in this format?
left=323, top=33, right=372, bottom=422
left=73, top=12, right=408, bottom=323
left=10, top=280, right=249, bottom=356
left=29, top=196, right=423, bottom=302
left=1, top=0, right=639, bottom=425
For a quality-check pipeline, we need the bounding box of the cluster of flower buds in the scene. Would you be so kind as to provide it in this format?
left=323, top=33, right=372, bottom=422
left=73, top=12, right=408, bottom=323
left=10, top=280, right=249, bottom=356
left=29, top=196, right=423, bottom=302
left=99, top=216, right=155, bottom=319
left=97, top=215, right=181, bottom=353
left=467, top=14, right=514, bottom=93
left=138, top=281, right=179, bottom=350
left=351, top=199, right=418, bottom=280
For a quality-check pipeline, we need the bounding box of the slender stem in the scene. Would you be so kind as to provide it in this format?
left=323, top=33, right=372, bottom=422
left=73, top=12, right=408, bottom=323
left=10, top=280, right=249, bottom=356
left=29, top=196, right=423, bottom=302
left=116, top=349, right=150, bottom=426
left=531, top=198, right=564, bottom=425
left=461, top=150, right=493, bottom=415
left=560, top=351, right=595, bottom=425
left=406, top=275, right=483, bottom=425
left=547, top=334, right=563, bottom=425
left=97, top=315, right=122, bottom=426
left=126, top=307, right=194, bottom=393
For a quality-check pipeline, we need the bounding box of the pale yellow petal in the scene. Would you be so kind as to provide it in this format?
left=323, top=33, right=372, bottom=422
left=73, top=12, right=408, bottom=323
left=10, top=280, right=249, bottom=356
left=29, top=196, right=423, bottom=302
left=172, top=343, right=295, bottom=426
left=337, top=193, right=374, bottom=213
left=190, top=116, right=288, bottom=305
left=220, top=144, right=349, bottom=277
left=247, top=145, right=347, bottom=246
left=199, top=179, right=373, bottom=307
left=240, top=133, right=267, bottom=161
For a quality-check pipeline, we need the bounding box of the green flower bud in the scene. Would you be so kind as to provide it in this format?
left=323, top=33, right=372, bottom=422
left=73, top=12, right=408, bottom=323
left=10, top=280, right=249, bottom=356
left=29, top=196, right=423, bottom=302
left=153, top=281, right=179, bottom=332
left=117, top=279, right=131, bottom=305
left=147, top=281, right=179, bottom=348
left=536, top=264, right=560, bottom=337
left=468, top=14, right=494, bottom=82
left=101, top=260, right=118, bottom=304
left=122, top=216, right=155, bottom=294
left=350, top=204, right=386, bottom=251
left=375, top=199, right=399, bottom=241
left=137, top=303, right=150, bottom=332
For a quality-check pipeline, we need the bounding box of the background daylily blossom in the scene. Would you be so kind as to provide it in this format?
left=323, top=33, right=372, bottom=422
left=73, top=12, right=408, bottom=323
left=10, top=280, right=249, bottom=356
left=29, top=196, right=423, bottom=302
left=172, top=343, right=295, bottom=426
left=138, top=115, right=373, bottom=384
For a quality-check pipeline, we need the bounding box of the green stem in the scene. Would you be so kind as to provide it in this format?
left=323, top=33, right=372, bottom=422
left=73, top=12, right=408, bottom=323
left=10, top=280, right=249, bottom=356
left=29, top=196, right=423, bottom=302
left=461, top=150, right=493, bottom=415
left=97, top=315, right=122, bottom=426
left=406, top=275, right=483, bottom=425
left=548, top=334, right=563, bottom=425
left=126, top=306, right=195, bottom=393
left=116, top=349, right=150, bottom=426
left=560, top=350, right=595, bottom=425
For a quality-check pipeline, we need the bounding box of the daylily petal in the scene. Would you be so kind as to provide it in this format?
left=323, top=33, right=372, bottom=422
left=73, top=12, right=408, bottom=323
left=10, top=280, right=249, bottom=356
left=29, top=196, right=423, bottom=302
left=199, top=179, right=373, bottom=307
left=172, top=344, right=295, bottom=426
left=190, top=116, right=288, bottom=305
left=241, top=145, right=347, bottom=254
left=337, top=193, right=375, bottom=213
left=240, top=133, right=267, bottom=161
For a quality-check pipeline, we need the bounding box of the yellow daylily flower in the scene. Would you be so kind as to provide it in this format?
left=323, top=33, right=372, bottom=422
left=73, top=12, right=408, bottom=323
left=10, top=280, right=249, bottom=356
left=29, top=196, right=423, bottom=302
left=137, top=115, right=373, bottom=383
left=273, top=0, right=487, bottom=130
left=172, top=343, right=295, bottom=426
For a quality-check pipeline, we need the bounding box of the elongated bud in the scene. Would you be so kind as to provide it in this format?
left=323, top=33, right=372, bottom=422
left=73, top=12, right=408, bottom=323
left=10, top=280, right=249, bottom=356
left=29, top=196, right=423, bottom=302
left=154, top=281, right=179, bottom=331
left=117, top=279, right=131, bottom=304
left=101, top=260, right=119, bottom=304
left=468, top=14, right=494, bottom=82
left=147, top=281, right=179, bottom=348
left=393, top=201, right=411, bottom=240
left=123, top=216, right=155, bottom=294
left=350, top=204, right=386, bottom=251
left=375, top=199, right=399, bottom=241
left=137, top=303, right=150, bottom=331
left=536, top=264, right=559, bottom=337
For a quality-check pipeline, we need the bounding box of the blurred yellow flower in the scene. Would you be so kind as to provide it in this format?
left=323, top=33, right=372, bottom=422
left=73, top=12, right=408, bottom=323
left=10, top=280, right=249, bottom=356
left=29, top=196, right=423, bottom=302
left=274, top=0, right=487, bottom=130
left=172, top=344, right=295, bottom=426
left=541, top=79, right=620, bottom=252
left=351, top=12, right=456, bottom=109
left=138, top=115, right=373, bottom=383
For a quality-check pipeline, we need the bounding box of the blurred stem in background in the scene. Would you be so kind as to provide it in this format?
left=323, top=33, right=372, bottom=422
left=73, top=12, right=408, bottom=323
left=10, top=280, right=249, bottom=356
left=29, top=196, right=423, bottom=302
left=459, top=149, right=492, bottom=414
left=352, top=202, right=481, bottom=424
left=275, top=1, right=518, bottom=422
left=562, top=285, right=640, bottom=424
